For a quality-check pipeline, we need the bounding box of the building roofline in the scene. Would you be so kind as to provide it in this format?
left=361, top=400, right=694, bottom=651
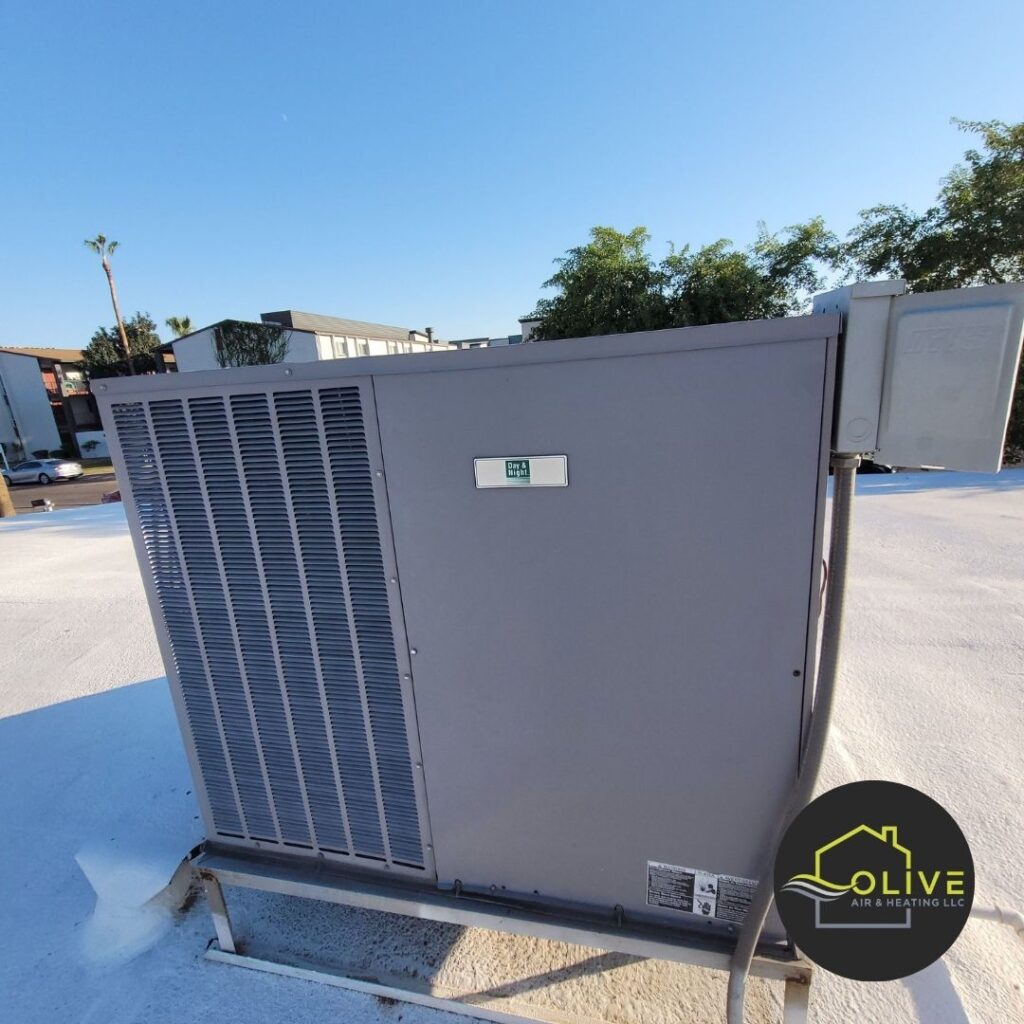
left=262, top=309, right=413, bottom=332
left=165, top=320, right=231, bottom=344
left=0, top=346, right=86, bottom=363
left=261, top=310, right=422, bottom=341
left=167, top=319, right=304, bottom=346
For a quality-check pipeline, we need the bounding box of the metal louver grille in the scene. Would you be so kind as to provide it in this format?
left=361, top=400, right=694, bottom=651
left=111, top=386, right=425, bottom=869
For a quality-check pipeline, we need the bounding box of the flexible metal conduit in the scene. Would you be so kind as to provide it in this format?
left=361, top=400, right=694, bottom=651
left=971, top=904, right=1024, bottom=941
left=726, top=455, right=860, bottom=1024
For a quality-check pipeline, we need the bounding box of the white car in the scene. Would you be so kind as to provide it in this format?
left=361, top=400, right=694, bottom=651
left=2, top=458, right=84, bottom=485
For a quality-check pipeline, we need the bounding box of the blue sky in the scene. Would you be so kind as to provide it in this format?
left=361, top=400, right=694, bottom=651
left=2, top=0, right=1022, bottom=346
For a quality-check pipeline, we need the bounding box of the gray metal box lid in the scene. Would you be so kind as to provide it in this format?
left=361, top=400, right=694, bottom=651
left=816, top=280, right=1024, bottom=470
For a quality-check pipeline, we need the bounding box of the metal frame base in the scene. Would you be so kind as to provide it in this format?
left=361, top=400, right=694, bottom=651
left=196, top=848, right=811, bottom=1024
left=206, top=945, right=624, bottom=1024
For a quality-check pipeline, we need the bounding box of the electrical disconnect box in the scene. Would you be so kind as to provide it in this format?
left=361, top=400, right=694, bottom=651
left=814, top=280, right=1024, bottom=471
left=96, top=281, right=1023, bottom=952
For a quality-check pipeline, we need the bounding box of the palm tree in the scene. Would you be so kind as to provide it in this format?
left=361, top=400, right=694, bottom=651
left=84, top=234, right=133, bottom=374
left=165, top=315, right=194, bottom=338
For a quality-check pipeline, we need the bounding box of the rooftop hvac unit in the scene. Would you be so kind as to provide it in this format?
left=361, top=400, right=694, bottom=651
left=96, top=282, right=1024, bottom=1024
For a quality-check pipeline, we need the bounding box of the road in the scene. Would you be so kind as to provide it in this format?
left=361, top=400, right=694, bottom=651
left=6, top=473, right=119, bottom=513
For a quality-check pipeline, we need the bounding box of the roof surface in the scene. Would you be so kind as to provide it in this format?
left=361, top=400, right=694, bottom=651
left=0, top=346, right=85, bottom=363
left=261, top=310, right=417, bottom=342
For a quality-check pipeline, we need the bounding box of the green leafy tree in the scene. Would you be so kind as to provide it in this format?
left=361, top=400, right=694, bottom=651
left=165, top=315, right=194, bottom=338
left=1005, top=374, right=1024, bottom=464
left=842, top=119, right=1024, bottom=460
left=532, top=227, right=668, bottom=340
left=663, top=219, right=835, bottom=327
left=533, top=220, right=834, bottom=340
left=214, top=320, right=289, bottom=367
left=843, top=120, right=1024, bottom=289
left=84, top=312, right=161, bottom=377
left=662, top=241, right=768, bottom=326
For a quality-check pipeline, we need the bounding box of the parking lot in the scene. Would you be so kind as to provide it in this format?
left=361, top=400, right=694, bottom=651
left=6, top=473, right=119, bottom=513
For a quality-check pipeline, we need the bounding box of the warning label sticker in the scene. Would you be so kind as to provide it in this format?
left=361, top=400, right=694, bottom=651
left=646, top=861, right=757, bottom=924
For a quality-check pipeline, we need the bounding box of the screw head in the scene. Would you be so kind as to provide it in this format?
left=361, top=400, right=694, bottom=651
left=410, top=648, right=418, bottom=655
left=403, top=673, right=410, bottom=681
left=375, top=470, right=383, bottom=478
left=284, top=368, right=293, bottom=376
left=389, top=577, right=397, bottom=584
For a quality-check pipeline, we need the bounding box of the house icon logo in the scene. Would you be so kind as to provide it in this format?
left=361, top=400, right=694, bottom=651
left=773, top=781, right=974, bottom=981
left=780, top=824, right=913, bottom=928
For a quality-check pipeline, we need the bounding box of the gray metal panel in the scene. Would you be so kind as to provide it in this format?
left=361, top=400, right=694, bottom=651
left=101, top=379, right=434, bottom=877
left=812, top=279, right=906, bottom=454
left=92, top=314, right=842, bottom=400
left=373, top=327, right=833, bottom=937
left=874, top=283, right=1024, bottom=472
